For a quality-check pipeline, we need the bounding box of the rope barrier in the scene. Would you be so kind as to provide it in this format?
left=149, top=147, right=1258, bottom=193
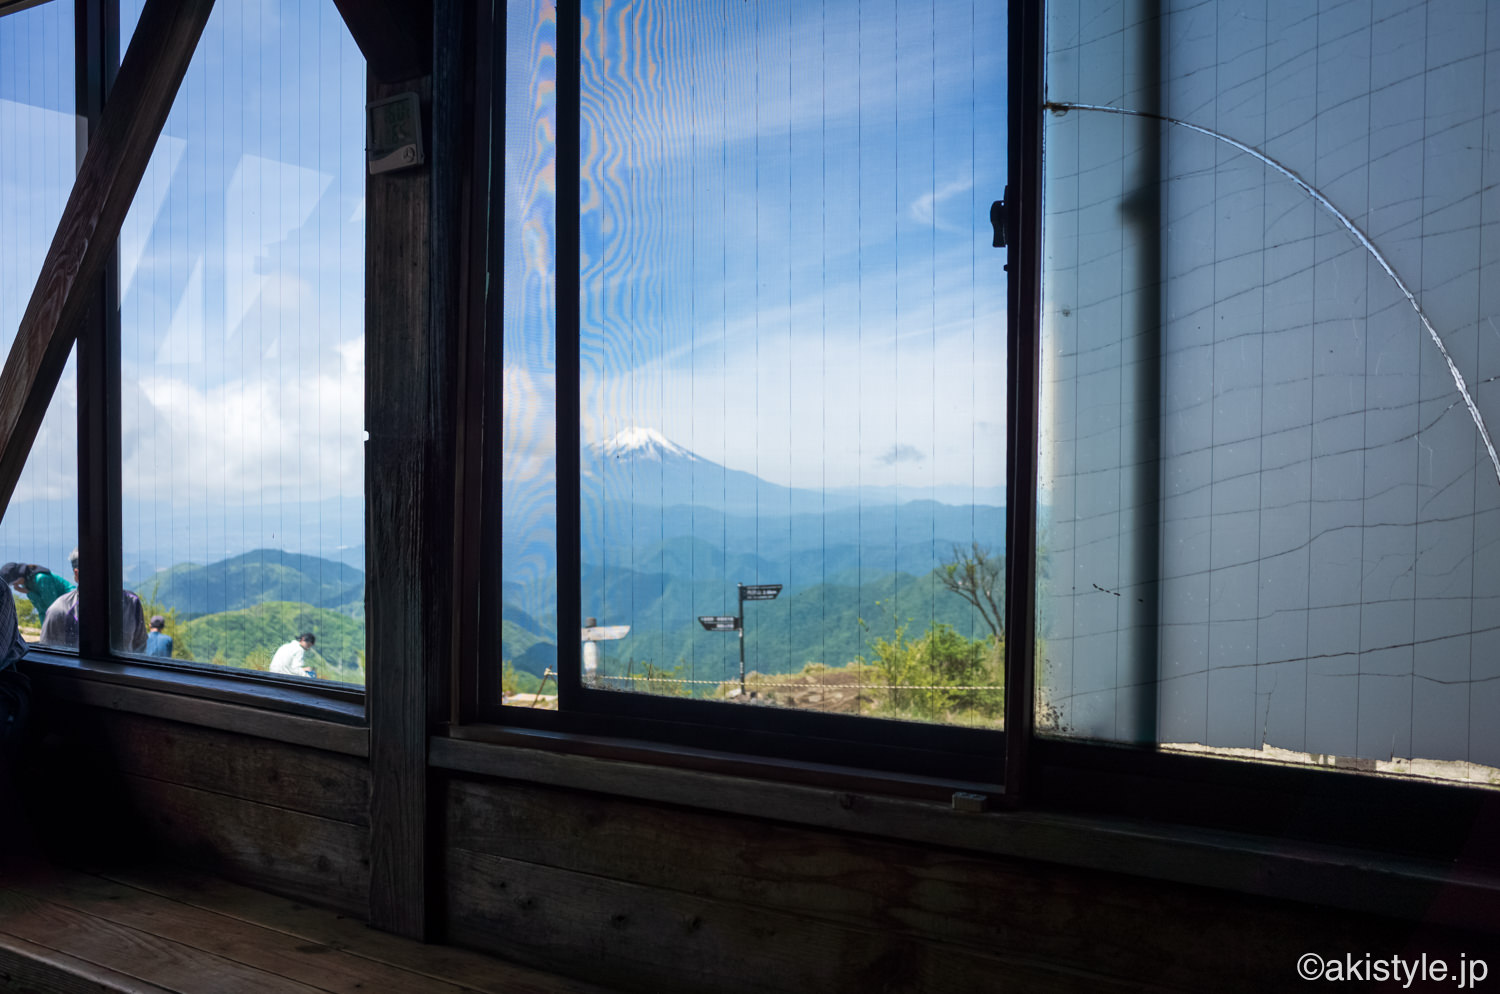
left=594, top=674, right=1003, bottom=692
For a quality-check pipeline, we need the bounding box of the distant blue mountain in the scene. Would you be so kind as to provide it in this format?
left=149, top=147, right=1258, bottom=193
left=583, top=427, right=869, bottom=518
left=501, top=427, right=1005, bottom=623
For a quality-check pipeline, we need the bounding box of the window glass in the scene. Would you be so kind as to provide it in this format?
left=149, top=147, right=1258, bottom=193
left=0, top=0, right=80, bottom=650
left=1039, top=0, right=1500, bottom=785
left=569, top=0, right=1008, bottom=726
left=115, top=0, right=366, bottom=682
left=499, top=0, right=560, bottom=706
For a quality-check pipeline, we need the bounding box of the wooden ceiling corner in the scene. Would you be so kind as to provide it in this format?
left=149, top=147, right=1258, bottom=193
left=331, top=0, right=434, bottom=83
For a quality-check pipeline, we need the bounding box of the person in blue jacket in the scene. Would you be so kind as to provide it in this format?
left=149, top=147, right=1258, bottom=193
left=145, top=615, right=174, bottom=657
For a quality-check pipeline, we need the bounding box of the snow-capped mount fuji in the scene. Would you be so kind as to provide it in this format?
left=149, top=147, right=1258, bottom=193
left=583, top=426, right=852, bottom=516
left=589, top=426, right=698, bottom=463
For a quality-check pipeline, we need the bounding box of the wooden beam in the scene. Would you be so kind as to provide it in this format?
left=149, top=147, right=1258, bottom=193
left=0, top=0, right=53, bottom=16
left=366, top=0, right=467, bottom=942
left=364, top=70, right=436, bottom=940
left=330, top=0, right=432, bottom=83
left=0, top=0, right=214, bottom=520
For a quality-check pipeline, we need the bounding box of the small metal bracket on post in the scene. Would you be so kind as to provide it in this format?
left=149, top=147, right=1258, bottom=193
left=367, top=92, right=425, bottom=174
left=990, top=185, right=1013, bottom=273
left=989, top=186, right=1010, bottom=248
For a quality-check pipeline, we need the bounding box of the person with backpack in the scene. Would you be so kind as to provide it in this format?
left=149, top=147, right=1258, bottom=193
left=2, top=561, right=75, bottom=623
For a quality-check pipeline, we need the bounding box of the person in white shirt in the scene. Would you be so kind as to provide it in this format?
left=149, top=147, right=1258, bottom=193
left=269, top=632, right=317, bottom=678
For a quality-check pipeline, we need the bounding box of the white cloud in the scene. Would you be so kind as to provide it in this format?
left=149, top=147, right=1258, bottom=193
left=503, top=363, right=557, bottom=482
left=121, top=335, right=365, bottom=504
left=910, top=177, right=975, bottom=231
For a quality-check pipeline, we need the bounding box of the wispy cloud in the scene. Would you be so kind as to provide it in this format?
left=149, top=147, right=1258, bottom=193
left=878, top=444, right=925, bottom=465
left=910, top=177, right=975, bottom=232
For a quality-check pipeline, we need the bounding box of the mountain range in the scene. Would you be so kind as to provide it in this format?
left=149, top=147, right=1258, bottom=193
left=503, top=427, right=1006, bottom=682
left=135, top=548, right=364, bottom=619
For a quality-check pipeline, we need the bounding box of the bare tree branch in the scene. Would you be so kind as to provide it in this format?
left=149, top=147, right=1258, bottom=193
left=939, top=542, right=1004, bottom=644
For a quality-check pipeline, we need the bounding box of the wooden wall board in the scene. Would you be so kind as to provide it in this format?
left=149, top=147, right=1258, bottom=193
left=445, top=848, right=1162, bottom=994
left=443, top=777, right=1500, bottom=994
left=80, top=711, right=370, bottom=826
left=100, top=868, right=618, bottom=994
left=444, top=778, right=1213, bottom=987
left=121, top=777, right=369, bottom=918
left=430, top=738, right=1500, bottom=932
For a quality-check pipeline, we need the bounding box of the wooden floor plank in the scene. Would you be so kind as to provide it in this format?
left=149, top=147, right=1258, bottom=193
left=0, top=888, right=321, bottom=994
left=34, top=870, right=483, bottom=994
left=98, top=867, right=616, bottom=994
left=0, top=931, right=177, bottom=994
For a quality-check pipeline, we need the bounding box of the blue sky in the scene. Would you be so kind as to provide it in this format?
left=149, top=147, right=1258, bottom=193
left=505, top=0, right=1009, bottom=498
left=1, top=0, right=366, bottom=573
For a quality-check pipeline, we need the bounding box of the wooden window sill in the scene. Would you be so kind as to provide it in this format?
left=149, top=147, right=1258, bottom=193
left=20, top=649, right=368, bottom=757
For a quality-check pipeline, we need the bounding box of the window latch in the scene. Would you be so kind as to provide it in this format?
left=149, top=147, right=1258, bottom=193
left=989, top=187, right=1009, bottom=248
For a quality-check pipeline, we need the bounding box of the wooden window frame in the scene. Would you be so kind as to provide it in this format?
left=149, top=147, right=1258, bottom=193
left=461, top=0, right=1500, bottom=876
left=6, top=0, right=1496, bottom=941
left=7, top=0, right=368, bottom=725
left=463, top=0, right=1035, bottom=791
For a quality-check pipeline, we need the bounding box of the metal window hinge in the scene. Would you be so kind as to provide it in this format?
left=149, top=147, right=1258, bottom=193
left=989, top=186, right=1010, bottom=249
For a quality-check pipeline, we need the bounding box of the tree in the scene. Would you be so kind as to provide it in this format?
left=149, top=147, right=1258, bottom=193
left=939, top=542, right=1004, bottom=644
left=13, top=594, right=39, bottom=632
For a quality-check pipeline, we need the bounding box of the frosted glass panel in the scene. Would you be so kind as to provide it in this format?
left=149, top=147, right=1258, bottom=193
left=1039, top=0, right=1500, bottom=784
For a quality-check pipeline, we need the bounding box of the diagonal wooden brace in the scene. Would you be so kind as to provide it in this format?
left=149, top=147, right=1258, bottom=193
left=0, top=0, right=215, bottom=519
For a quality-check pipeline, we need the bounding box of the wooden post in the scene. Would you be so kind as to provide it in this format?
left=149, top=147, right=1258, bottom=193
left=0, top=0, right=215, bottom=520
left=366, top=0, right=465, bottom=941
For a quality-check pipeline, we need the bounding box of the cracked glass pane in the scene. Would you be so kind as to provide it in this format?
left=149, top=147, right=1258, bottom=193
left=1039, top=0, right=1500, bottom=785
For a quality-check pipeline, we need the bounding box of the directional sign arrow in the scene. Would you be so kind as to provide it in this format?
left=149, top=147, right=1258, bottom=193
left=698, top=615, right=741, bottom=631
left=581, top=625, right=630, bottom=642
left=740, top=583, right=782, bottom=601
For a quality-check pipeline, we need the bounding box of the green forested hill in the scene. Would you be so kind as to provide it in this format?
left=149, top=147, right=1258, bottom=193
left=599, top=567, right=994, bottom=682
left=136, top=549, right=364, bottom=619
left=503, top=566, right=998, bottom=682
left=179, top=601, right=365, bottom=681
